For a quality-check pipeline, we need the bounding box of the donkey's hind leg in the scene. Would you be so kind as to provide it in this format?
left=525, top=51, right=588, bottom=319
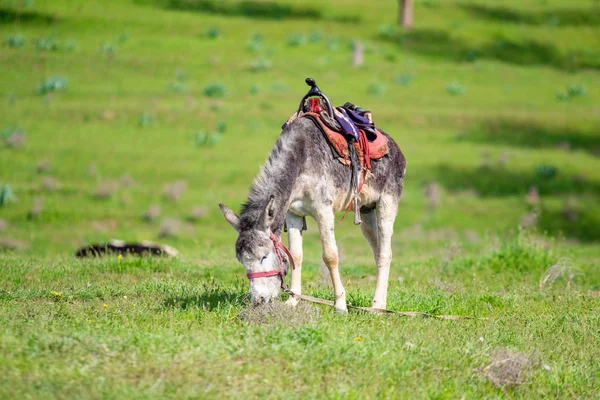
left=360, top=209, right=379, bottom=260
left=285, top=212, right=304, bottom=306
left=371, top=195, right=399, bottom=310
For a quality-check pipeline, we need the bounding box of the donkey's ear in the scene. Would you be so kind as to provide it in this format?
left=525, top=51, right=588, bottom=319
left=258, top=195, right=276, bottom=232
left=219, top=203, right=240, bottom=232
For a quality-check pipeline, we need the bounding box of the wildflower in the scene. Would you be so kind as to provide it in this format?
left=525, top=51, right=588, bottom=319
left=123, top=295, right=127, bottom=300
left=103, top=303, right=108, bottom=308
left=353, top=337, right=362, bottom=341
left=118, top=254, right=123, bottom=259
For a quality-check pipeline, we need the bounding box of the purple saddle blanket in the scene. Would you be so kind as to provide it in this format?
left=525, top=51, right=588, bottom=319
left=333, top=102, right=377, bottom=142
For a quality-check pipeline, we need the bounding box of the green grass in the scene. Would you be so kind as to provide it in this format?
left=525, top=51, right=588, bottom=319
left=1, top=0, right=599, bottom=397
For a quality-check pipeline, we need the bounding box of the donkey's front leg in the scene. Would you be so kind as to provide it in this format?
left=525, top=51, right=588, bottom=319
left=285, top=212, right=304, bottom=306
left=316, top=208, right=347, bottom=313
left=371, top=195, right=399, bottom=310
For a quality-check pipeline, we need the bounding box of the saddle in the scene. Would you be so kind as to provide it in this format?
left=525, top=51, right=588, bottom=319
left=303, top=112, right=388, bottom=171
left=283, top=80, right=389, bottom=170
left=282, top=78, right=390, bottom=225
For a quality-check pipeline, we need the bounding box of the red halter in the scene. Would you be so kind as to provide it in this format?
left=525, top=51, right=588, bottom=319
left=246, top=231, right=295, bottom=284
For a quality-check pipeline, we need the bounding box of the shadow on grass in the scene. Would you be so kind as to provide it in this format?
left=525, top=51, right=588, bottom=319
left=461, top=4, right=600, bottom=27
left=382, top=28, right=600, bottom=71
left=0, top=8, right=56, bottom=25
left=431, top=164, right=600, bottom=197
left=163, top=285, right=246, bottom=310
left=460, top=119, right=600, bottom=157
left=166, top=0, right=359, bottom=22
left=538, top=207, right=600, bottom=243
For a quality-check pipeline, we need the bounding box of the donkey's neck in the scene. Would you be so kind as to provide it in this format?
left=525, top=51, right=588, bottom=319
left=239, top=129, right=303, bottom=234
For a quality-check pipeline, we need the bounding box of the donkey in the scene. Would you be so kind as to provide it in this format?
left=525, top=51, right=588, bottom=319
left=219, top=117, right=406, bottom=312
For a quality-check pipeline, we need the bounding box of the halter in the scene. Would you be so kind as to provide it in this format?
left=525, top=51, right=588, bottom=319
left=246, top=231, right=295, bottom=287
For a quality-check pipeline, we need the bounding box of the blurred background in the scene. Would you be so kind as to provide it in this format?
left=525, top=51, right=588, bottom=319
left=1, top=0, right=599, bottom=269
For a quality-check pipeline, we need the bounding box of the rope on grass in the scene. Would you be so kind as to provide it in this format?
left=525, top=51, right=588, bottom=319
left=285, top=290, right=488, bottom=320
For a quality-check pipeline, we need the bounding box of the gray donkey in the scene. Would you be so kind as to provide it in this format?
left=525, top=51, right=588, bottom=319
left=219, top=104, right=406, bottom=313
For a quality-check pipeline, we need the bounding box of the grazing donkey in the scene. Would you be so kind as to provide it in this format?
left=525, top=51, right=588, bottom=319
left=219, top=93, right=406, bottom=313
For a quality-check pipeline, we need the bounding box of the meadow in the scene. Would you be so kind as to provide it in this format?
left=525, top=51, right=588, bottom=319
left=1, top=0, right=599, bottom=398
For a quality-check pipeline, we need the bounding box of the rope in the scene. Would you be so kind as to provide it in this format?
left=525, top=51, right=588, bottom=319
left=284, top=289, right=484, bottom=320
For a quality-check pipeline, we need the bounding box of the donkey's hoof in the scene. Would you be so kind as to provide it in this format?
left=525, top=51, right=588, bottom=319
left=334, top=303, right=348, bottom=314
left=371, top=300, right=387, bottom=310
left=285, top=297, right=300, bottom=307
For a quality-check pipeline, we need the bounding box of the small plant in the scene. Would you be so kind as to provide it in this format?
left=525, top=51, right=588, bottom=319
left=377, top=24, right=396, bottom=40
left=250, top=85, right=260, bottom=95
left=168, top=82, right=186, bottom=93
left=396, top=73, right=413, bottom=86
left=249, top=57, right=272, bottom=72
left=35, top=37, right=59, bottom=52
left=195, top=131, right=221, bottom=147
left=326, top=37, right=341, bottom=51
left=4, top=34, right=25, bottom=48
left=384, top=52, right=398, bottom=62
left=246, top=40, right=261, bottom=52
left=309, top=31, right=323, bottom=43
left=216, top=121, right=227, bottom=134
left=63, top=40, right=77, bottom=52
left=464, top=48, right=480, bottom=62
left=203, top=82, right=228, bottom=98
left=546, top=15, right=560, bottom=27
left=246, top=33, right=263, bottom=52
left=118, top=32, right=128, bottom=43
left=37, top=76, right=67, bottom=95
left=556, top=84, right=586, bottom=101
left=446, top=81, right=465, bottom=96
left=0, top=185, right=15, bottom=207
left=206, top=27, right=220, bottom=39
left=567, top=84, right=586, bottom=97
left=536, top=164, right=558, bottom=179
left=287, top=33, right=307, bottom=47
left=368, top=83, right=386, bottom=96
left=175, top=68, right=187, bottom=81
left=540, top=258, right=581, bottom=289
left=100, top=41, right=116, bottom=55
left=139, top=112, right=153, bottom=127
left=2, top=127, right=25, bottom=148
left=168, top=68, right=187, bottom=92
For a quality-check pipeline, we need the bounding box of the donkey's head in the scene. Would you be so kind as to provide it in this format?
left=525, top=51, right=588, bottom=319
left=219, top=196, right=286, bottom=304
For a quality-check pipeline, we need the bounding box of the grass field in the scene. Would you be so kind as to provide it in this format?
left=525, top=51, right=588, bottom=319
left=1, top=0, right=599, bottom=398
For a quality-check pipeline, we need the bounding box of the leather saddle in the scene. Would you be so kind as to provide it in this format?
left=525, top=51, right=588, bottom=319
left=303, top=112, right=388, bottom=170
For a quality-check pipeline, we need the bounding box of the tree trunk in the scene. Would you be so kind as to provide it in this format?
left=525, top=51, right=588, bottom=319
left=399, top=0, right=414, bottom=29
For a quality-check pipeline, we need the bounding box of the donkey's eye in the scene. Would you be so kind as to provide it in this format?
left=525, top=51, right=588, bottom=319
left=260, top=255, right=268, bottom=264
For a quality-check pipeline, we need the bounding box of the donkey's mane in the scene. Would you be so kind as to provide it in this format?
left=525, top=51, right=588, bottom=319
left=239, top=124, right=303, bottom=232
